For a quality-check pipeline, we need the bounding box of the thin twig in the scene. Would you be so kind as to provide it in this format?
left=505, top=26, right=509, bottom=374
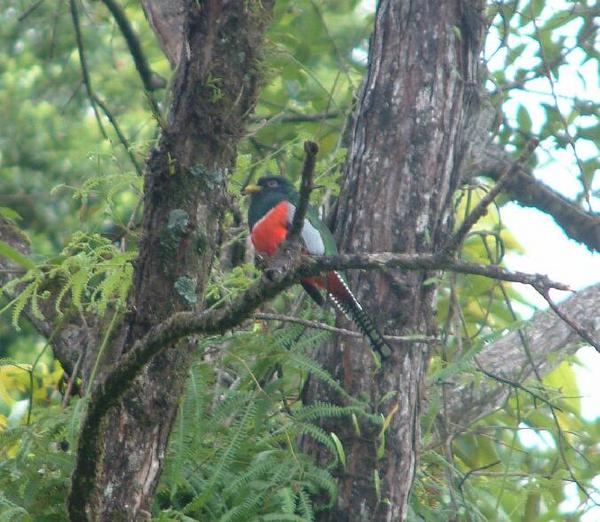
left=70, top=0, right=144, bottom=177
left=92, top=94, right=144, bottom=176
left=69, top=0, right=108, bottom=141
left=446, top=139, right=539, bottom=254
left=119, top=197, right=143, bottom=252
left=101, top=0, right=164, bottom=114
left=497, top=270, right=598, bottom=505
left=310, top=1, right=354, bottom=88
left=251, top=111, right=339, bottom=125
left=538, top=287, right=600, bottom=354
left=26, top=318, right=65, bottom=424
left=464, top=470, right=580, bottom=480
left=254, top=312, right=436, bottom=343
left=479, top=144, right=600, bottom=252
left=458, top=460, right=501, bottom=492
left=475, top=365, right=561, bottom=411
left=530, top=12, right=592, bottom=210
left=61, top=350, right=83, bottom=408
left=18, top=0, right=46, bottom=21
left=304, top=253, right=569, bottom=291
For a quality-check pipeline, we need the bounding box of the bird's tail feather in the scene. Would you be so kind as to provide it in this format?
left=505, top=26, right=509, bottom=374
left=327, top=272, right=392, bottom=360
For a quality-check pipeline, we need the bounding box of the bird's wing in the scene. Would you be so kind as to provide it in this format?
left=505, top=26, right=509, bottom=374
left=286, top=202, right=337, bottom=256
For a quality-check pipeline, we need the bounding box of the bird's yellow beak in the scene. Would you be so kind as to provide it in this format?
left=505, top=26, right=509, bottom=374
left=242, top=184, right=262, bottom=195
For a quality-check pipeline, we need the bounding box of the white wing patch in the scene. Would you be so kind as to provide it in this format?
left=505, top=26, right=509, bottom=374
left=287, top=203, right=325, bottom=255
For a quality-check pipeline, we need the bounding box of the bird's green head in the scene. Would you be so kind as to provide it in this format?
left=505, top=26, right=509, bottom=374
left=243, top=176, right=298, bottom=229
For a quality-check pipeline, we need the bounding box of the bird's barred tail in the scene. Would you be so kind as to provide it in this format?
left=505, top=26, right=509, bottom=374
left=327, top=272, right=392, bottom=360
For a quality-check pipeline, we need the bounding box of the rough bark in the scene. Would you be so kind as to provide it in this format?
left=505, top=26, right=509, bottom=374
left=301, top=1, right=486, bottom=520
left=140, top=0, right=184, bottom=68
left=67, top=2, right=273, bottom=520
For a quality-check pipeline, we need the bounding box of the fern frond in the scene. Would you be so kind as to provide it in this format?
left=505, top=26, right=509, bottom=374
left=93, top=257, right=134, bottom=315
left=288, top=330, right=330, bottom=354
left=218, top=490, right=264, bottom=522
left=69, top=267, right=90, bottom=311
left=183, top=403, right=257, bottom=514
left=0, top=495, right=30, bottom=522
left=158, top=323, right=348, bottom=520
left=28, top=284, right=45, bottom=321
left=210, top=392, right=253, bottom=425
left=222, top=453, right=278, bottom=497
left=286, top=353, right=353, bottom=402
left=116, top=262, right=134, bottom=306
left=53, top=276, right=72, bottom=317
left=277, top=487, right=297, bottom=514
left=293, top=423, right=338, bottom=463
left=10, top=283, right=36, bottom=331
left=293, top=402, right=364, bottom=423
left=299, top=462, right=337, bottom=508
left=430, top=321, right=525, bottom=384
left=297, top=489, right=314, bottom=522
left=260, top=514, right=308, bottom=522
left=220, top=461, right=294, bottom=522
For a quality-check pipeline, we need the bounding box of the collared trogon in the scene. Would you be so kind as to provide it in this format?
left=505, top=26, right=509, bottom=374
left=243, top=175, right=392, bottom=360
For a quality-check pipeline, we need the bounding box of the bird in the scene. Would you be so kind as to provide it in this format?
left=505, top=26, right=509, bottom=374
left=243, top=175, right=392, bottom=360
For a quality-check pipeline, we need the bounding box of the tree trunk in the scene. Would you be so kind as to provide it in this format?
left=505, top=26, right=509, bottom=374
left=68, top=3, right=273, bottom=520
left=302, top=1, right=485, bottom=520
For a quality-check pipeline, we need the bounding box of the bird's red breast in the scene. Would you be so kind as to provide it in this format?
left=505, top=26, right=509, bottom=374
left=250, top=201, right=290, bottom=256
left=250, top=201, right=353, bottom=304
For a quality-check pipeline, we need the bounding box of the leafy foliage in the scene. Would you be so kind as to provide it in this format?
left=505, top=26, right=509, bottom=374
left=0, top=324, right=363, bottom=521
left=0, top=399, right=77, bottom=521
left=157, top=383, right=331, bottom=520
left=0, top=0, right=598, bottom=521
left=1, top=232, right=134, bottom=330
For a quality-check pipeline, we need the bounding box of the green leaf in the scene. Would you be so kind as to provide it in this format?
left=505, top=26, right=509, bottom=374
left=542, top=11, right=575, bottom=33
left=0, top=241, right=35, bottom=270
left=578, top=124, right=600, bottom=143
left=330, top=432, right=346, bottom=469
left=0, top=207, right=21, bottom=221
left=373, top=469, right=381, bottom=502
left=517, top=106, right=533, bottom=135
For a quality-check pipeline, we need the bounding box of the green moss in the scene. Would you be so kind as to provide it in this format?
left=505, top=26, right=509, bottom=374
left=210, top=168, right=227, bottom=188
left=190, top=164, right=207, bottom=179
left=174, top=276, right=198, bottom=308
left=161, top=209, right=189, bottom=252
left=167, top=209, right=189, bottom=235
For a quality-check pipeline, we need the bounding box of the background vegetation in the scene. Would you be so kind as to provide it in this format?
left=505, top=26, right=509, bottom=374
left=1, top=0, right=599, bottom=520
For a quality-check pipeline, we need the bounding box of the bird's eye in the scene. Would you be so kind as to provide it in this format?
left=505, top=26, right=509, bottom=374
left=267, top=180, right=279, bottom=188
